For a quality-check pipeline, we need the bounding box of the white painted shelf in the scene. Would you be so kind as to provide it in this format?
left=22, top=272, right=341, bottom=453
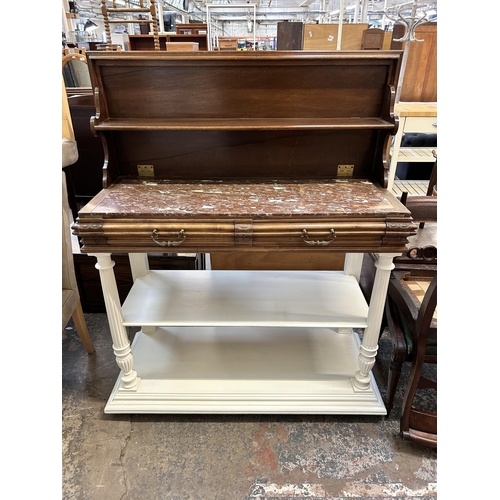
left=106, top=269, right=385, bottom=414
left=121, top=270, right=369, bottom=328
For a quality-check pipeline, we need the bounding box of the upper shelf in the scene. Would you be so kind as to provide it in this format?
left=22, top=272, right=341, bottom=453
left=93, top=117, right=395, bottom=131
left=88, top=51, right=401, bottom=128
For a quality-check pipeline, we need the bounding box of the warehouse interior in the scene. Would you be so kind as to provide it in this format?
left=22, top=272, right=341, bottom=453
left=3, top=0, right=497, bottom=498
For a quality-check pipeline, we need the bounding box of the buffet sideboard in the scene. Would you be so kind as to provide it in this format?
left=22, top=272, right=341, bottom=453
left=73, top=50, right=416, bottom=414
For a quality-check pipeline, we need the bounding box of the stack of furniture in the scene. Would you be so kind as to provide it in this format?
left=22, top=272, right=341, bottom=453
left=129, top=25, right=208, bottom=51
left=72, top=50, right=416, bottom=415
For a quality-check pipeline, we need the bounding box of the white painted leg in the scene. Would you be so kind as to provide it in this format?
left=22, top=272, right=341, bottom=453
left=90, top=253, right=141, bottom=390
left=353, top=253, right=400, bottom=391
left=129, top=253, right=149, bottom=281
left=344, top=253, right=364, bottom=282
left=129, top=253, right=157, bottom=334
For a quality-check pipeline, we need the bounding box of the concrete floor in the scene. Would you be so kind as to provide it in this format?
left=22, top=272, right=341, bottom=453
left=62, top=314, right=437, bottom=500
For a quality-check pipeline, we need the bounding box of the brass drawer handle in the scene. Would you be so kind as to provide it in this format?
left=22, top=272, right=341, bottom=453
left=301, top=228, right=336, bottom=246
left=151, top=229, right=185, bottom=247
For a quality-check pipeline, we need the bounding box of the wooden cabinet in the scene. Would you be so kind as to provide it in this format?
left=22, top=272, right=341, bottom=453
left=128, top=34, right=208, bottom=51
left=73, top=51, right=416, bottom=414
left=175, top=23, right=207, bottom=35
left=128, top=34, right=168, bottom=50
left=217, top=38, right=238, bottom=51
left=399, top=23, right=437, bottom=102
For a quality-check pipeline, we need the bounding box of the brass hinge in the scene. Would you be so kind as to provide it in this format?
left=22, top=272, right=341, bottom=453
left=137, top=165, right=154, bottom=177
left=337, top=165, right=354, bottom=177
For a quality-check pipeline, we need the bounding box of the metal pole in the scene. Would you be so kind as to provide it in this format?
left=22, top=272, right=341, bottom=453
left=395, top=0, right=418, bottom=103
left=337, top=0, right=344, bottom=50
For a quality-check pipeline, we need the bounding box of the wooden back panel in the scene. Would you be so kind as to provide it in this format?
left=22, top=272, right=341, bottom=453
left=87, top=51, right=402, bottom=186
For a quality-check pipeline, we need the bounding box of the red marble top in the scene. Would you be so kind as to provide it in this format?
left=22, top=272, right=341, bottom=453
left=81, top=178, right=403, bottom=219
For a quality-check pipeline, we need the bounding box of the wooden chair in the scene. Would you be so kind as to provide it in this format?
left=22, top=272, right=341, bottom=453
left=385, top=271, right=437, bottom=446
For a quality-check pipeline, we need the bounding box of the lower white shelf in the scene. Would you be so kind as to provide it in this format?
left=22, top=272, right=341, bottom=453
left=104, top=325, right=386, bottom=415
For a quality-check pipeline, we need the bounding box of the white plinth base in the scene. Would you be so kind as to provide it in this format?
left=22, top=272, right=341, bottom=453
left=104, top=326, right=386, bottom=415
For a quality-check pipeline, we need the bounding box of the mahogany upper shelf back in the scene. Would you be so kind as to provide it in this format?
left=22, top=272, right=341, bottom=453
left=86, top=50, right=402, bottom=187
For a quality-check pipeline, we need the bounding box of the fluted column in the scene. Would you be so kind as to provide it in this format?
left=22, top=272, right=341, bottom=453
left=90, top=253, right=140, bottom=390
left=353, top=253, right=399, bottom=390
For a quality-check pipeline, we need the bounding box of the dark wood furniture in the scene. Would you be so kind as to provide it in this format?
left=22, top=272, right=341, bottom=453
left=128, top=34, right=168, bottom=50
left=73, top=50, right=416, bottom=414
left=64, top=93, right=105, bottom=219
left=176, top=23, right=207, bottom=35
left=277, top=21, right=304, bottom=50
left=386, top=272, right=437, bottom=446
left=129, top=33, right=208, bottom=51
left=361, top=28, right=385, bottom=49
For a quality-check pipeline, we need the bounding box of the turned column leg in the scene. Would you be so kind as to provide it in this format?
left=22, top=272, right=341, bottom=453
left=353, top=253, right=399, bottom=391
left=90, top=253, right=140, bottom=390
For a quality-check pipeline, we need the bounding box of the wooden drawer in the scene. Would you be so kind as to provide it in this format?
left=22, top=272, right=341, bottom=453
left=250, top=219, right=388, bottom=251
left=218, top=40, right=238, bottom=50
left=75, top=218, right=235, bottom=252
left=404, top=116, right=437, bottom=134
left=75, top=216, right=415, bottom=253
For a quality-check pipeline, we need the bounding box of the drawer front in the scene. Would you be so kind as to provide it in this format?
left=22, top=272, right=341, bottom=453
left=83, top=219, right=236, bottom=251
left=219, top=40, right=237, bottom=48
left=75, top=216, right=416, bottom=253
left=404, top=116, right=438, bottom=133
left=251, top=220, right=387, bottom=250
left=104, top=220, right=234, bottom=252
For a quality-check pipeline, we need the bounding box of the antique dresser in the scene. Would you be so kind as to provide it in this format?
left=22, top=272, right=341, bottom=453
left=73, top=50, right=416, bottom=414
